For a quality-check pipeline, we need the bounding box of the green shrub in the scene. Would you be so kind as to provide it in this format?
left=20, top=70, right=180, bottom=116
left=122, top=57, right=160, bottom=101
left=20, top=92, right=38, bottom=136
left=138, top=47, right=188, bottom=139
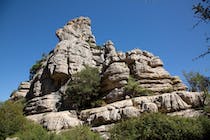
left=125, top=76, right=153, bottom=97
left=60, top=125, right=102, bottom=140
left=91, top=99, right=107, bottom=108
left=110, top=113, right=210, bottom=140
left=161, top=88, right=174, bottom=93
left=64, top=66, right=101, bottom=110
left=14, top=125, right=102, bottom=140
left=0, top=101, right=25, bottom=140
left=13, top=120, right=51, bottom=140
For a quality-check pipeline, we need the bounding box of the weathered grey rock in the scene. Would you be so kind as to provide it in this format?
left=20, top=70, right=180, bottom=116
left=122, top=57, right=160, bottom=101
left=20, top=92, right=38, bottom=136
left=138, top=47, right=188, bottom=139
left=142, top=102, right=158, bottom=113
left=149, top=57, right=163, bottom=68
left=177, top=91, right=204, bottom=107
left=121, top=106, right=140, bottom=118
left=91, top=124, right=114, bottom=140
left=24, top=93, right=61, bottom=115
left=103, top=40, right=119, bottom=67
left=80, top=99, right=133, bottom=126
left=25, top=17, right=102, bottom=114
left=104, top=88, right=125, bottom=103
left=132, top=92, right=190, bottom=113
left=10, top=81, right=30, bottom=101
left=124, top=48, right=187, bottom=93
left=27, top=111, right=82, bottom=131
left=80, top=91, right=201, bottom=126
left=56, top=17, right=96, bottom=45
left=101, top=62, right=130, bottom=93
left=168, top=109, right=205, bottom=117
left=23, top=17, right=193, bottom=118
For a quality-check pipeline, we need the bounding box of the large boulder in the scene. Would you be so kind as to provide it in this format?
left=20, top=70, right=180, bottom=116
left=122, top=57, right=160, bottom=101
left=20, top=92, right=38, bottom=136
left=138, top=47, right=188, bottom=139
left=101, top=62, right=130, bottom=91
left=26, top=111, right=82, bottom=131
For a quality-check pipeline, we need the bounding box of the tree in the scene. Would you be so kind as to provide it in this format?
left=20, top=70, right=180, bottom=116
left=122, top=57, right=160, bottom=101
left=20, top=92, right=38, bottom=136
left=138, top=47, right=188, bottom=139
left=193, top=0, right=210, bottom=59
left=183, top=71, right=210, bottom=92
left=64, top=66, right=101, bottom=110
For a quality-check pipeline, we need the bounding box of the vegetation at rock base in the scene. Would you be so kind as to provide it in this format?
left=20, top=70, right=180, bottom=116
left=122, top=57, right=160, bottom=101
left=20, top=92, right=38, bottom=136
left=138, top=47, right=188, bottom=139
left=14, top=125, right=102, bottom=140
left=59, top=125, right=103, bottom=140
left=29, top=53, right=47, bottom=80
left=64, top=66, right=102, bottom=110
left=109, top=113, right=210, bottom=140
left=125, top=76, right=153, bottom=97
left=0, top=100, right=25, bottom=140
left=0, top=100, right=102, bottom=140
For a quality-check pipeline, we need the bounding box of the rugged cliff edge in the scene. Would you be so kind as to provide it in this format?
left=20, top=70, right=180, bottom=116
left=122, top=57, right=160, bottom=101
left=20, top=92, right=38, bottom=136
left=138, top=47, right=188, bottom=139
left=11, top=17, right=204, bottom=136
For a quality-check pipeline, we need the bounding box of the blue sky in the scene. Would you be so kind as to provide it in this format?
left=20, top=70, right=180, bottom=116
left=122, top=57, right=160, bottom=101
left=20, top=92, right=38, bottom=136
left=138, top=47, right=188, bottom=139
left=0, top=0, right=209, bottom=101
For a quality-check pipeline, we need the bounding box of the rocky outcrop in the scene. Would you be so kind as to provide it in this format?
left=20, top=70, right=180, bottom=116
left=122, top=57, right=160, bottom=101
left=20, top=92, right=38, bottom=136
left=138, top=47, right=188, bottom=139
left=24, top=17, right=104, bottom=115
left=26, top=111, right=82, bottom=131
left=167, top=109, right=205, bottom=117
left=10, top=81, right=30, bottom=101
left=26, top=91, right=203, bottom=132
left=80, top=91, right=203, bottom=127
left=24, top=17, right=189, bottom=114
left=20, top=17, right=205, bottom=135
left=91, top=124, right=114, bottom=140
left=126, top=49, right=187, bottom=93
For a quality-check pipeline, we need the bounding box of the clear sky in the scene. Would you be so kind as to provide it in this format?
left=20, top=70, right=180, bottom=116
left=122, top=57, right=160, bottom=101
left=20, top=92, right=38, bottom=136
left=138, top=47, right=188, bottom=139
left=0, top=0, right=209, bottom=101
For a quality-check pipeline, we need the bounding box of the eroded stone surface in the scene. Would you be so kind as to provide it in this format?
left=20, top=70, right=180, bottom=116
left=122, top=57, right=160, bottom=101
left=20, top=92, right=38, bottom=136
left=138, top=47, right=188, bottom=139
left=27, top=111, right=82, bottom=131
left=10, top=81, right=30, bottom=101
left=80, top=91, right=202, bottom=126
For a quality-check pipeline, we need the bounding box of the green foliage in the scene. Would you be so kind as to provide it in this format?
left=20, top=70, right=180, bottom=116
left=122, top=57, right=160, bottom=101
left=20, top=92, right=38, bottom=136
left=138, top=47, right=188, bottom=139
left=110, top=113, right=210, bottom=140
left=0, top=100, right=101, bottom=140
left=204, top=94, right=210, bottom=113
left=29, top=53, right=47, bottom=80
left=0, top=102, right=3, bottom=108
left=91, top=99, right=107, bottom=108
left=0, top=101, right=25, bottom=140
left=13, top=120, right=51, bottom=140
left=65, top=66, right=101, bottom=110
left=60, top=125, right=103, bottom=140
left=183, top=71, right=210, bottom=92
left=125, top=76, right=153, bottom=97
left=13, top=123, right=101, bottom=140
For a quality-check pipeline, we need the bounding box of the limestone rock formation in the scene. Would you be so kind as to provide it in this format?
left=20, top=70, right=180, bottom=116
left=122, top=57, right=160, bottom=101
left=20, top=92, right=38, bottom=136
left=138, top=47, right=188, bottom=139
left=80, top=91, right=203, bottom=126
left=16, top=17, right=205, bottom=135
left=26, top=91, right=203, bottom=131
left=10, top=81, right=30, bottom=101
left=24, top=17, right=104, bottom=115
left=24, top=17, right=189, bottom=115
left=26, top=111, right=82, bottom=131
